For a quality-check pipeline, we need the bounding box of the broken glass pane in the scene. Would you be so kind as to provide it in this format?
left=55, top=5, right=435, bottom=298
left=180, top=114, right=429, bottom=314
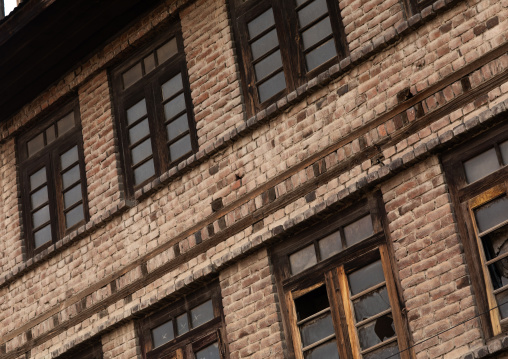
left=294, top=285, right=329, bottom=321
left=363, top=342, right=400, bottom=359
left=358, top=314, right=395, bottom=350
left=353, top=286, right=390, bottom=322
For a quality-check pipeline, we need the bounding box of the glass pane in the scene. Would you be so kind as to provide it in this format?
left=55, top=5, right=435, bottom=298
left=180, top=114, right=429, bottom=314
left=318, top=230, right=342, bottom=260
left=30, top=167, right=47, bottom=190
left=57, top=112, right=75, bottom=136
left=169, top=134, right=192, bottom=161
left=34, top=225, right=52, bottom=248
left=127, top=99, right=147, bottom=126
left=258, top=71, right=286, bottom=102
left=65, top=204, right=84, bottom=228
left=60, top=146, right=78, bottom=170
left=176, top=313, right=189, bottom=336
left=162, top=73, right=183, bottom=100
left=251, top=29, right=279, bottom=61
left=306, top=39, right=336, bottom=71
left=474, top=196, right=508, bottom=233
left=195, top=342, right=220, bottom=359
left=33, top=205, right=50, bottom=228
left=64, top=184, right=82, bottom=209
left=164, top=93, right=186, bottom=121
left=363, top=342, right=400, bottom=359
left=152, top=320, right=174, bottom=348
left=496, top=290, right=508, bottom=319
left=358, top=314, right=396, bottom=350
left=62, top=165, right=80, bottom=188
left=302, top=17, right=333, bottom=49
left=46, top=126, right=56, bottom=144
left=464, top=148, right=500, bottom=183
left=348, top=260, right=385, bottom=296
left=144, top=53, right=156, bottom=74
left=27, top=133, right=44, bottom=157
left=254, top=49, right=283, bottom=81
left=300, top=313, right=335, bottom=347
left=129, top=118, right=150, bottom=145
left=191, top=299, right=214, bottom=328
left=131, top=139, right=153, bottom=165
left=167, top=113, right=189, bottom=141
left=248, top=8, right=275, bottom=39
left=290, top=245, right=317, bottom=275
left=353, top=286, right=390, bottom=322
left=298, top=0, right=328, bottom=28
left=344, top=215, right=374, bottom=247
left=294, top=285, right=330, bottom=321
left=157, top=38, right=178, bottom=65
left=31, top=186, right=48, bottom=209
left=134, top=159, right=155, bottom=185
left=123, top=62, right=143, bottom=89
left=304, top=340, right=340, bottom=359
left=500, top=140, right=508, bottom=165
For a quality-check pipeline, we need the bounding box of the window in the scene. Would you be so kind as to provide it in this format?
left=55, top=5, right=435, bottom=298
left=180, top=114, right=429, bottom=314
left=271, top=195, right=410, bottom=359
left=57, top=341, right=102, bottom=359
left=229, top=0, right=347, bottom=115
left=111, top=21, right=198, bottom=192
left=138, top=282, right=228, bottom=359
left=18, top=101, right=88, bottom=257
left=443, top=122, right=508, bottom=336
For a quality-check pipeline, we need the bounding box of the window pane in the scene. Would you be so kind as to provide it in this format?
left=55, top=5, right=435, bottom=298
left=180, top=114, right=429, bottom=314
left=64, top=184, right=82, bottom=209
left=27, top=133, right=44, bottom=157
left=167, top=113, right=189, bottom=141
left=500, top=140, right=508, bottom=165
left=144, top=53, right=156, bottom=74
left=60, top=146, right=79, bottom=170
left=123, top=62, right=143, bottom=89
left=348, top=260, right=385, bottom=296
left=254, top=49, right=283, bottom=81
left=134, top=159, right=155, bottom=185
left=251, top=29, right=279, bottom=61
left=62, top=165, right=80, bottom=188
left=496, top=290, right=508, bottom=319
left=33, top=205, right=50, bottom=228
left=157, top=38, right=178, bottom=65
left=474, top=196, right=508, bottom=233
left=363, top=342, right=400, bottom=359
left=169, top=134, right=192, bottom=161
left=300, top=313, right=334, bottom=347
left=258, top=71, right=286, bottom=102
left=248, top=8, right=275, bottom=39
left=290, top=244, right=317, bottom=275
left=30, top=167, right=47, bottom=190
left=344, top=215, right=374, bottom=247
left=191, top=299, right=214, bottom=328
left=164, top=93, right=186, bottom=121
left=358, top=314, right=396, bottom=350
left=294, top=285, right=330, bottom=321
left=195, top=342, right=220, bottom=359
left=57, top=112, right=75, bottom=136
left=131, top=139, right=153, bottom=165
left=301, top=17, right=333, bottom=49
left=31, top=186, right=48, bottom=209
left=176, top=313, right=189, bottom=336
left=304, top=340, right=340, bottom=359
left=129, top=118, right=150, bottom=145
left=318, top=230, right=342, bottom=260
left=162, top=73, right=183, bottom=100
left=487, top=242, right=508, bottom=290
left=298, top=0, right=328, bottom=28
left=34, top=225, right=52, bottom=248
left=46, top=126, right=56, bottom=144
left=353, top=286, right=390, bottom=322
left=152, top=320, right=174, bottom=348
left=127, top=99, right=147, bottom=126
left=65, top=204, right=84, bottom=228
left=463, top=148, right=500, bottom=183
left=306, top=39, right=336, bottom=71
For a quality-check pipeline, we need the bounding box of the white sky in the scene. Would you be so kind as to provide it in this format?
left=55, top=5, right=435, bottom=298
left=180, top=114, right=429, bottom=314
left=4, top=0, right=17, bottom=16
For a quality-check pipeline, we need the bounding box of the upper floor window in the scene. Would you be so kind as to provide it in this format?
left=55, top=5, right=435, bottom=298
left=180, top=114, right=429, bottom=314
left=229, top=0, right=347, bottom=116
left=111, top=21, right=198, bottom=193
left=271, top=195, right=411, bottom=359
left=137, top=282, right=228, bottom=359
left=57, top=341, right=102, bottom=359
left=18, top=101, right=88, bottom=257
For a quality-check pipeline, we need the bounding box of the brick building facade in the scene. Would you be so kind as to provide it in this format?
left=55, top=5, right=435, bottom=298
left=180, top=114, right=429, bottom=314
left=0, top=0, right=507, bottom=358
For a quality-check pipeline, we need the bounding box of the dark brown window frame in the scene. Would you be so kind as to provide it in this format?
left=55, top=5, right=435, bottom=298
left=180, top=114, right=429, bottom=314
left=443, top=120, right=508, bottom=338
left=56, top=341, right=103, bottom=359
left=17, top=100, right=89, bottom=258
left=271, top=194, right=411, bottom=359
left=111, top=20, right=198, bottom=195
left=137, top=281, right=229, bottom=359
left=229, top=0, right=348, bottom=117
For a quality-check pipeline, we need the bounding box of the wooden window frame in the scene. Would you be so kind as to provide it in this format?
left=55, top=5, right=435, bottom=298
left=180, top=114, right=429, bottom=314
left=57, top=341, right=103, bottom=359
left=17, top=100, right=89, bottom=258
left=229, top=0, right=348, bottom=117
left=271, top=195, right=411, bottom=359
left=443, top=121, right=508, bottom=337
left=111, top=21, right=198, bottom=195
left=137, top=281, right=229, bottom=359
